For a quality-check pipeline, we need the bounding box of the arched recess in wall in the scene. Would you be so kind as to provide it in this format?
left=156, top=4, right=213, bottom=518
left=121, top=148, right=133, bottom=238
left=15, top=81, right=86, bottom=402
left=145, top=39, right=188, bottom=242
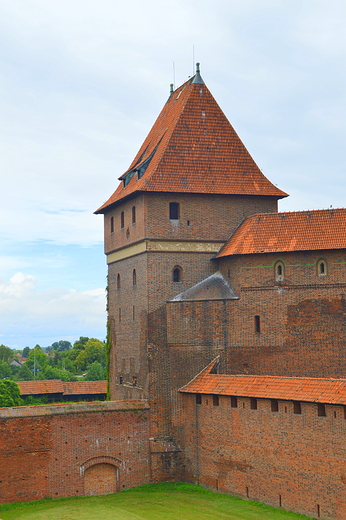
left=274, top=260, right=285, bottom=282
left=81, top=456, right=121, bottom=496
left=172, top=265, right=183, bottom=283
left=317, top=258, right=327, bottom=276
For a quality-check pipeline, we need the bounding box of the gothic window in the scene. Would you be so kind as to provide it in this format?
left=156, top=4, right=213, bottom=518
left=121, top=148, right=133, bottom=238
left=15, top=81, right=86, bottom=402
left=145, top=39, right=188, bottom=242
left=120, top=211, right=124, bottom=229
left=132, top=206, right=136, bottom=224
left=110, top=216, right=114, bottom=234
left=117, top=273, right=121, bottom=289
left=275, top=260, right=285, bottom=282
left=133, top=269, right=137, bottom=286
left=317, top=258, right=327, bottom=276
left=173, top=266, right=182, bottom=283
left=169, top=202, right=180, bottom=220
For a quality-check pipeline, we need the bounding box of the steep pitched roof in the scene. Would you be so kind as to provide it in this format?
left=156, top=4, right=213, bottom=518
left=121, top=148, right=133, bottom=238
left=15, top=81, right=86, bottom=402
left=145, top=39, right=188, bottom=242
left=181, top=359, right=346, bottom=405
left=95, top=65, right=287, bottom=213
left=217, top=208, right=346, bottom=257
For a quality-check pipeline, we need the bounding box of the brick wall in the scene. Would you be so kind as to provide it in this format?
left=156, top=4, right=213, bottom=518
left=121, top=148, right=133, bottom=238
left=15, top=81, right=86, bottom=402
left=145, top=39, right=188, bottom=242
left=0, top=401, right=150, bottom=503
left=180, top=392, right=346, bottom=520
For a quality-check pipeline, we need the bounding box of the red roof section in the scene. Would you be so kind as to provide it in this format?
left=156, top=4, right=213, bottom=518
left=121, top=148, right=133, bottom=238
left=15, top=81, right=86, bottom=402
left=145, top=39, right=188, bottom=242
left=180, top=360, right=346, bottom=405
left=95, top=70, right=287, bottom=213
left=217, top=208, right=346, bottom=257
left=18, top=380, right=107, bottom=396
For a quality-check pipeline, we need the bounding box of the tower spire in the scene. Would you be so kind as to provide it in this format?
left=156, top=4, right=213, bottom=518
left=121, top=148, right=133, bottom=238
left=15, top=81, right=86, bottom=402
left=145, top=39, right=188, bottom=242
left=191, top=62, right=204, bottom=84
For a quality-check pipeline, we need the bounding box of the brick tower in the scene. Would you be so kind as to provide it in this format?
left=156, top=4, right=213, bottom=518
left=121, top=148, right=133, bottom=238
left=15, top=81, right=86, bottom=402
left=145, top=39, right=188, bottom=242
left=95, top=64, right=287, bottom=450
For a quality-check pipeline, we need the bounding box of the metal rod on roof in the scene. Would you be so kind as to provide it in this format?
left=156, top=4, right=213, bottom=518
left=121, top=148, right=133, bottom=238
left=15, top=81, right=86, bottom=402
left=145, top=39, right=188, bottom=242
left=173, top=61, right=175, bottom=90
left=192, top=44, right=195, bottom=75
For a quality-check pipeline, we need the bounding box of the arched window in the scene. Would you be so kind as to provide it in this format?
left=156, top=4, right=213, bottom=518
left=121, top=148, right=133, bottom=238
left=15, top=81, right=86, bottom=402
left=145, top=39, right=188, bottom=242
left=275, top=261, right=285, bottom=282
left=317, top=259, right=327, bottom=276
left=110, top=216, right=114, bottom=234
left=133, top=269, right=137, bottom=286
left=132, top=206, right=136, bottom=224
left=117, top=273, right=121, bottom=289
left=173, top=266, right=182, bottom=283
left=120, top=211, right=124, bottom=229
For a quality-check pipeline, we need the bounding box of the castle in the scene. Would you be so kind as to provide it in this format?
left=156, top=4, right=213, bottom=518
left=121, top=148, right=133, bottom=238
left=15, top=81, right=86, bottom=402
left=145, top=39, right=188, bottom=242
left=1, top=64, right=346, bottom=520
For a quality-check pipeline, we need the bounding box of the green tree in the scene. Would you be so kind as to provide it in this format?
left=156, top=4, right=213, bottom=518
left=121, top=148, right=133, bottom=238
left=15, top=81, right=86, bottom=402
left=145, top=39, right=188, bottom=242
left=25, top=345, right=48, bottom=375
left=22, top=346, right=30, bottom=358
left=85, top=361, right=106, bottom=381
left=0, top=360, right=12, bottom=379
left=17, top=363, right=34, bottom=381
left=75, top=338, right=106, bottom=371
left=0, top=344, right=14, bottom=363
left=50, top=340, right=72, bottom=352
left=0, top=380, right=22, bottom=407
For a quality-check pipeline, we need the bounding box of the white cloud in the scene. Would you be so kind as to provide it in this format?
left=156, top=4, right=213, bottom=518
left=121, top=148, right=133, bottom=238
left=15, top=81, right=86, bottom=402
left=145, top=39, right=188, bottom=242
left=0, top=273, right=106, bottom=348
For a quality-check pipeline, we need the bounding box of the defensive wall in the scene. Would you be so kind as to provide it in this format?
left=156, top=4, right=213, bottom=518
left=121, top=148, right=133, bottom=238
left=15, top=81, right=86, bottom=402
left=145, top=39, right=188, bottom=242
left=0, top=400, right=150, bottom=503
left=180, top=389, right=346, bottom=520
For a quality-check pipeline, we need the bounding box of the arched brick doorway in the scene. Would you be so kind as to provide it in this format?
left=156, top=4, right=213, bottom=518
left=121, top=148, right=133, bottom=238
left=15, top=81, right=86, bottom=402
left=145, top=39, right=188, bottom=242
left=81, top=456, right=121, bottom=496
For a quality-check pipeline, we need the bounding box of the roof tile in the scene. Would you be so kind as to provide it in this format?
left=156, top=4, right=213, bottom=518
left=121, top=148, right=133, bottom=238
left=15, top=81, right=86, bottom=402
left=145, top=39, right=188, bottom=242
left=95, top=72, right=287, bottom=213
left=217, top=208, right=346, bottom=257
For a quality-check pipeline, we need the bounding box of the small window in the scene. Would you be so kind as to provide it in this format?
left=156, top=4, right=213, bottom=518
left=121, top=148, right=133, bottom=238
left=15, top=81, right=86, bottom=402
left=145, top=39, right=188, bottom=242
left=213, top=395, right=219, bottom=406
left=133, top=269, right=137, bottom=286
left=132, top=305, right=135, bottom=320
left=173, top=266, right=182, bottom=283
left=250, top=398, right=257, bottom=410
left=120, top=211, right=124, bottom=229
left=293, top=401, right=302, bottom=414
left=110, top=216, right=114, bottom=234
left=196, top=393, right=202, bottom=405
left=275, top=261, right=285, bottom=282
left=169, top=202, right=180, bottom=220
left=132, top=206, right=136, bottom=224
left=271, top=399, right=279, bottom=412
left=254, top=315, right=261, bottom=333
left=317, top=258, right=327, bottom=277
left=119, top=376, right=123, bottom=385
left=231, top=396, right=238, bottom=408
left=117, top=273, right=121, bottom=289
left=317, top=403, right=326, bottom=417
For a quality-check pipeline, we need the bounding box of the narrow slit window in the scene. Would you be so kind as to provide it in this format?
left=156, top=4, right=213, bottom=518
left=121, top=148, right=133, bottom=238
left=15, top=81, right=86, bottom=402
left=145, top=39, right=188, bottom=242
left=120, top=211, right=124, bottom=229
left=110, top=216, right=114, bottom=234
left=271, top=399, right=279, bottom=412
left=169, top=202, right=180, bottom=220
left=133, top=269, right=137, bottom=286
left=119, top=376, right=123, bottom=385
left=250, top=398, right=257, bottom=410
left=231, top=396, right=238, bottom=408
left=118, top=308, right=121, bottom=322
left=117, top=273, right=121, bottom=289
left=317, top=403, right=326, bottom=417
left=254, top=315, right=261, bottom=333
left=196, top=394, right=202, bottom=405
left=132, top=305, right=135, bottom=320
left=132, top=206, right=136, bottom=224
left=213, top=395, right=219, bottom=406
left=293, top=401, right=302, bottom=414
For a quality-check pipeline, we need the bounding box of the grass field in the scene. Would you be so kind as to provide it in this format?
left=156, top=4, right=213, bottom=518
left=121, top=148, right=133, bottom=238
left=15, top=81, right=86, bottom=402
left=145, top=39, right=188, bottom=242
left=0, top=483, right=310, bottom=520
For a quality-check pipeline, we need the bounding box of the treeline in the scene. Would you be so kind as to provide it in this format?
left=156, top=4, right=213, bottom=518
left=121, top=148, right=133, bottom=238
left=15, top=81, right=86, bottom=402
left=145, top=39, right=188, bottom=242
left=0, top=337, right=107, bottom=382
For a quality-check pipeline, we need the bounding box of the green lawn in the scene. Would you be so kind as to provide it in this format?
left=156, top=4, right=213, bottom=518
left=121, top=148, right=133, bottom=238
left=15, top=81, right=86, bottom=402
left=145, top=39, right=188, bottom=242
left=0, top=483, right=310, bottom=520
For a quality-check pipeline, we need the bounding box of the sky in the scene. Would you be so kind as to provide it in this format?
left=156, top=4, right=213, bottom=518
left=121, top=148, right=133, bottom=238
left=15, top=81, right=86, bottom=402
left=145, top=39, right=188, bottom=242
left=1, top=0, right=346, bottom=350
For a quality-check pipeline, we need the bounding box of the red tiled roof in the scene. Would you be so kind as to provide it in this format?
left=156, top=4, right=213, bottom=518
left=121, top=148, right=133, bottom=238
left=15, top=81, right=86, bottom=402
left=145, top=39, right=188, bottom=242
left=180, top=359, right=346, bottom=405
left=95, top=71, right=287, bottom=213
left=18, top=380, right=107, bottom=396
left=18, top=380, right=64, bottom=395
left=63, top=381, right=107, bottom=395
left=217, top=208, right=346, bottom=257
